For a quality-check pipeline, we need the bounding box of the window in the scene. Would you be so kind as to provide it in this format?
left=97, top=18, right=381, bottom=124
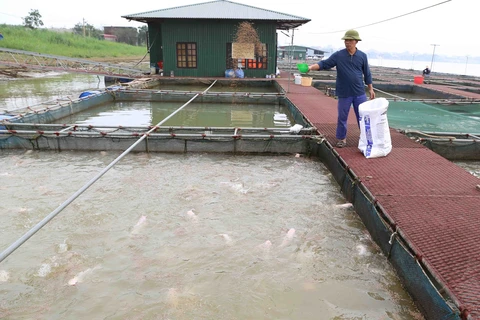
left=226, top=43, right=267, bottom=70
left=176, top=42, right=197, bottom=68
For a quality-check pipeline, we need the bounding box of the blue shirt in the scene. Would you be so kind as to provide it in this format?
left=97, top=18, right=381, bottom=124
left=317, top=48, right=373, bottom=98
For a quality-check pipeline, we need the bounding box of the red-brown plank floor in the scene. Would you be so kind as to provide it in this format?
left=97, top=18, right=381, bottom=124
left=277, top=74, right=480, bottom=319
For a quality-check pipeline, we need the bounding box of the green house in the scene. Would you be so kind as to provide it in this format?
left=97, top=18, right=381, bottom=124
left=278, top=45, right=325, bottom=60
left=122, top=0, right=310, bottom=78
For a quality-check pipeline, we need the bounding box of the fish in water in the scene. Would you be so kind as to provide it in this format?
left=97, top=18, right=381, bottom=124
left=356, top=244, right=367, bottom=255
left=186, top=209, right=198, bottom=221
left=68, top=265, right=101, bottom=286
left=0, top=270, right=10, bottom=282
left=220, top=181, right=250, bottom=194
left=335, top=203, right=353, bottom=209
left=280, top=228, right=296, bottom=247
left=256, top=240, right=272, bottom=251
left=218, top=233, right=233, bottom=244
left=130, top=215, right=147, bottom=235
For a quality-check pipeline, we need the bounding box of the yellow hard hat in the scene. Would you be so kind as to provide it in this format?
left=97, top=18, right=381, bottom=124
left=342, top=29, right=362, bottom=41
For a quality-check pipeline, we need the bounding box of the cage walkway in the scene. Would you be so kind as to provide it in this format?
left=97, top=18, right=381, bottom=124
left=277, top=74, right=480, bottom=320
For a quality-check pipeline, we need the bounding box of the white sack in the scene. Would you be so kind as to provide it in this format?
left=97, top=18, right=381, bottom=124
left=358, top=98, right=392, bottom=159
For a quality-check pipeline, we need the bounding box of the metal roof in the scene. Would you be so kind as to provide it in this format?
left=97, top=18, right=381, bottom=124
left=122, top=0, right=310, bottom=30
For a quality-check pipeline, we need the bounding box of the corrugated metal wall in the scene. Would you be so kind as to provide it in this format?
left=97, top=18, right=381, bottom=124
left=149, top=19, right=277, bottom=78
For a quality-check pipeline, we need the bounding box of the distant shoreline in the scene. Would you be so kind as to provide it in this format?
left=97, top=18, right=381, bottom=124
left=1, top=58, right=478, bottom=81
left=278, top=59, right=480, bottom=80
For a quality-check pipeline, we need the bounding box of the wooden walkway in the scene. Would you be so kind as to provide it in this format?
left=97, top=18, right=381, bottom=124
left=277, top=73, right=480, bottom=319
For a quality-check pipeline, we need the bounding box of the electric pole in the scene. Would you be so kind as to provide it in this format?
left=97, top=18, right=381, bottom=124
left=430, top=44, right=439, bottom=71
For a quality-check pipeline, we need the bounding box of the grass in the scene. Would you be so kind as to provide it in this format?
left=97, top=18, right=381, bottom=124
left=0, top=24, right=147, bottom=59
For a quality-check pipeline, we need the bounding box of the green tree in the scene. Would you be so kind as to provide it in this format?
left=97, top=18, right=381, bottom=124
left=137, top=25, right=148, bottom=47
left=114, top=27, right=137, bottom=46
left=23, top=9, right=44, bottom=29
left=73, top=21, right=102, bottom=39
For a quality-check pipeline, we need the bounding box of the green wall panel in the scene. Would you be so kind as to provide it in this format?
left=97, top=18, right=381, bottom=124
left=148, top=19, right=277, bottom=78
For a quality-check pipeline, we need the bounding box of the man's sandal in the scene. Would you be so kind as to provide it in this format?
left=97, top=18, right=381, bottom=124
left=336, top=141, right=347, bottom=148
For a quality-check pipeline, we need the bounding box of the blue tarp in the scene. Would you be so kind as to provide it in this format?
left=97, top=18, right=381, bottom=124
left=0, top=114, right=15, bottom=131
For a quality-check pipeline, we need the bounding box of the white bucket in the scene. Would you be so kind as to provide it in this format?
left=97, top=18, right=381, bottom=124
left=294, top=75, right=302, bottom=85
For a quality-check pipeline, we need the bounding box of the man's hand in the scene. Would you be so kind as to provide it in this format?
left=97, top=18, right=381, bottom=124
left=307, top=64, right=319, bottom=73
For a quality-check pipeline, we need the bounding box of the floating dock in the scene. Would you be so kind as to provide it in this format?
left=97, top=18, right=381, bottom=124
left=277, top=71, right=480, bottom=320
left=1, top=68, right=480, bottom=319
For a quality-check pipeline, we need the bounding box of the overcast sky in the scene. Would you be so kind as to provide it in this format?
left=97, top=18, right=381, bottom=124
left=0, top=0, right=474, bottom=58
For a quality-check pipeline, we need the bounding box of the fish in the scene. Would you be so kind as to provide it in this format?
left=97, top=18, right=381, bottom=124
left=17, top=207, right=31, bottom=214
left=68, top=265, right=101, bottom=286
left=0, top=270, right=10, bottom=282
left=131, top=215, right=147, bottom=234
left=186, top=209, right=198, bottom=221
left=280, top=228, right=296, bottom=247
left=256, top=240, right=272, bottom=251
left=218, top=233, right=233, bottom=244
left=57, top=239, right=70, bottom=253
left=356, top=244, right=367, bottom=255
left=335, top=202, right=353, bottom=209
left=220, top=181, right=250, bottom=194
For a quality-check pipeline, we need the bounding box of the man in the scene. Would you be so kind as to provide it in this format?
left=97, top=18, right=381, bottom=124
left=422, top=66, right=431, bottom=76
left=422, top=66, right=431, bottom=83
left=307, top=29, right=375, bottom=148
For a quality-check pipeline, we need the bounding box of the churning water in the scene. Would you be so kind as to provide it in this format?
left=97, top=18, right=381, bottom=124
left=0, top=151, right=422, bottom=319
left=2, top=71, right=478, bottom=319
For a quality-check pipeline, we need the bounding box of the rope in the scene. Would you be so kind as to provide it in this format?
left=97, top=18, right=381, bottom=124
left=133, top=31, right=159, bottom=68
left=373, top=87, right=407, bottom=100
left=0, top=80, right=217, bottom=263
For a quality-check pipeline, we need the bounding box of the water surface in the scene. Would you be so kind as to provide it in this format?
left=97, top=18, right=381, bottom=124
left=0, top=151, right=422, bottom=319
left=0, top=73, right=104, bottom=112
left=56, top=101, right=293, bottom=128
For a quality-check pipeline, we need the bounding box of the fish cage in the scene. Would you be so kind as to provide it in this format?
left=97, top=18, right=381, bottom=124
left=0, top=78, right=322, bottom=155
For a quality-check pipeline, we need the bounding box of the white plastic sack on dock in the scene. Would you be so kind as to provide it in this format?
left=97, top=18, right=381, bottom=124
left=234, top=68, right=244, bottom=78
left=358, top=98, right=392, bottom=159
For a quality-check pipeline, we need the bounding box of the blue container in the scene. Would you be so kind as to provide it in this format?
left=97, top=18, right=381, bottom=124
left=79, top=91, right=101, bottom=99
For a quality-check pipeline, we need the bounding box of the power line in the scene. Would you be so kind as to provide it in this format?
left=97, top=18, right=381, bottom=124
left=306, top=0, right=452, bottom=35
left=0, top=11, right=23, bottom=19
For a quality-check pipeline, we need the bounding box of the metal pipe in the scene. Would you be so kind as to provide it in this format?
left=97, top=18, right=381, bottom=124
left=1, top=124, right=316, bottom=134
left=0, top=130, right=316, bottom=140
left=0, top=80, right=217, bottom=263
left=468, top=134, right=480, bottom=140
